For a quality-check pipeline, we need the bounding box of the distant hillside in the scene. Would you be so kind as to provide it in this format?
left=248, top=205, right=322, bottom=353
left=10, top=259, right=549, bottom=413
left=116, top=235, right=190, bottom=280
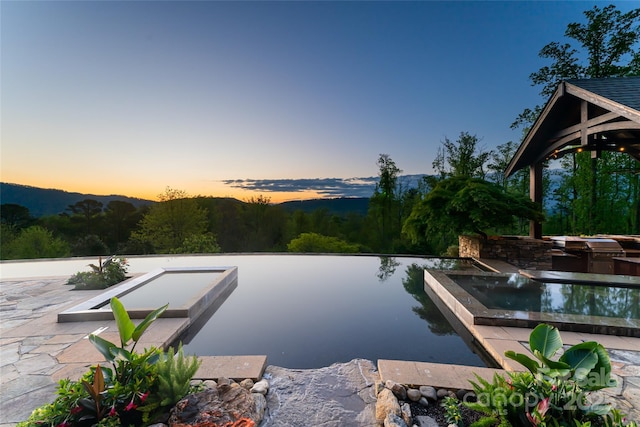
left=0, top=182, right=369, bottom=218
left=0, top=183, right=154, bottom=217
left=279, top=197, right=369, bottom=216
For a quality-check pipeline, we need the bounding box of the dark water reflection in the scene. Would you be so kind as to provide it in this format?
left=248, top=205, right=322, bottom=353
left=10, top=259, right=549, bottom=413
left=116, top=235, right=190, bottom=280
left=453, top=274, right=640, bottom=320
left=180, top=255, right=485, bottom=369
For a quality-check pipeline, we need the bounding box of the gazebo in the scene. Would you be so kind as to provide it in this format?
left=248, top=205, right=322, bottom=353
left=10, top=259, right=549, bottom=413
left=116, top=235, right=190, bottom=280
left=505, top=76, right=640, bottom=239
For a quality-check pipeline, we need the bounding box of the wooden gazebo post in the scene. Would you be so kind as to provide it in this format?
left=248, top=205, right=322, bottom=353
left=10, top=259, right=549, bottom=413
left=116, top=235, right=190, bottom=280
left=530, top=163, right=543, bottom=239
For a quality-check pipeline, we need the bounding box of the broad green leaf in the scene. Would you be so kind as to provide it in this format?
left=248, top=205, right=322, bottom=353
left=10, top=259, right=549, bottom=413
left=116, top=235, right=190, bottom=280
left=535, top=350, right=571, bottom=371
left=538, top=366, right=571, bottom=379
left=590, top=343, right=614, bottom=390
left=110, top=346, right=132, bottom=362
left=147, top=350, right=161, bottom=365
left=559, top=346, right=598, bottom=382
left=562, top=342, right=613, bottom=390
left=89, top=334, right=118, bottom=363
left=584, top=403, right=612, bottom=416
left=110, top=297, right=135, bottom=347
left=131, top=303, right=169, bottom=342
left=504, top=350, right=540, bottom=374
left=529, top=324, right=562, bottom=359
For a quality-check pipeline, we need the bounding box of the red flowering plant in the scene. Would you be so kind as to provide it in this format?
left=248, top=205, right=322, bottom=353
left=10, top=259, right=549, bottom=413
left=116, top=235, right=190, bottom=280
left=465, top=324, right=637, bottom=427
left=18, top=297, right=200, bottom=427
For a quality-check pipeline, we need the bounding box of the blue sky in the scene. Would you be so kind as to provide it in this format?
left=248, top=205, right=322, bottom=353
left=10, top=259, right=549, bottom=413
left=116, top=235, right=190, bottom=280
left=2, top=1, right=638, bottom=202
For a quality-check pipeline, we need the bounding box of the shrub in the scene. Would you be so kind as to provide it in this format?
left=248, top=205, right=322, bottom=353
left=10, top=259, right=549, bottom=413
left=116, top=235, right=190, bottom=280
left=287, top=232, right=359, bottom=253
left=442, top=395, right=465, bottom=426
left=444, top=245, right=460, bottom=257
left=172, top=233, right=221, bottom=254
left=67, top=257, right=128, bottom=290
left=155, top=344, right=201, bottom=407
left=3, top=225, right=70, bottom=259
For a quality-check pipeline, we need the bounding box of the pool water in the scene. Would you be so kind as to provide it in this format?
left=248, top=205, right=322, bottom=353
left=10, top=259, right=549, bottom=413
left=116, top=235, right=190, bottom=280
left=177, top=255, right=487, bottom=369
left=451, top=273, right=640, bottom=320
left=113, top=271, right=222, bottom=309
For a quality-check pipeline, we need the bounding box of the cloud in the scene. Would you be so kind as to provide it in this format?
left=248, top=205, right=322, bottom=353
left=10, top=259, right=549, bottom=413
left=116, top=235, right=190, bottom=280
left=222, top=175, right=427, bottom=198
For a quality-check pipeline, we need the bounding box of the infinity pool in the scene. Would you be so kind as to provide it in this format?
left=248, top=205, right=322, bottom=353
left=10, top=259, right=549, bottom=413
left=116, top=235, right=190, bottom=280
left=176, top=255, right=488, bottom=369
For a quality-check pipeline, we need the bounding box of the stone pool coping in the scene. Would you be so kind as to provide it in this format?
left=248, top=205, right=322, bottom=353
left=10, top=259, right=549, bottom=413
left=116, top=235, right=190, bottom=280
left=424, top=268, right=640, bottom=337
left=58, top=266, right=238, bottom=322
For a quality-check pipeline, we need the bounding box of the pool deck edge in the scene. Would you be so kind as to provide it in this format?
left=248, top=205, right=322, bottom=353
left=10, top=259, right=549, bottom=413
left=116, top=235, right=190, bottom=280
left=378, top=359, right=504, bottom=390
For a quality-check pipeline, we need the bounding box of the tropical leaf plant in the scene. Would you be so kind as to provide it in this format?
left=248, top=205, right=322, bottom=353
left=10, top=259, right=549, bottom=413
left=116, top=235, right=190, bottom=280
left=467, top=323, right=633, bottom=427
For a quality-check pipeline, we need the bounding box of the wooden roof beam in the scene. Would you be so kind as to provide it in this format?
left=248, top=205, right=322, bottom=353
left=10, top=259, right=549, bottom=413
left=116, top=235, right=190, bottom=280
left=550, top=112, right=618, bottom=140
left=534, top=121, right=640, bottom=163
left=565, top=83, right=640, bottom=123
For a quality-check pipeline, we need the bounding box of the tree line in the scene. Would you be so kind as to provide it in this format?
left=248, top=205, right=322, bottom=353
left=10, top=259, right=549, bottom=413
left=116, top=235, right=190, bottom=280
left=0, top=135, right=540, bottom=260
left=1, top=4, right=639, bottom=260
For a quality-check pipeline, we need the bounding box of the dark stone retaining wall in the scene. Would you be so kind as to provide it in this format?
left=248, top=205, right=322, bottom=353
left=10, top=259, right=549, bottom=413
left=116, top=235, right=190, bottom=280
left=459, top=235, right=552, bottom=270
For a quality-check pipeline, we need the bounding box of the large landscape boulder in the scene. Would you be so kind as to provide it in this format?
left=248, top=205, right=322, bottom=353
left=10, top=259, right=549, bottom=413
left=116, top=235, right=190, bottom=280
left=261, top=358, right=379, bottom=427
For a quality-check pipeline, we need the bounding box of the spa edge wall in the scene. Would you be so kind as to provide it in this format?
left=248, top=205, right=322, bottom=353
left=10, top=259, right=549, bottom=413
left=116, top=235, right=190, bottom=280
left=458, top=235, right=552, bottom=270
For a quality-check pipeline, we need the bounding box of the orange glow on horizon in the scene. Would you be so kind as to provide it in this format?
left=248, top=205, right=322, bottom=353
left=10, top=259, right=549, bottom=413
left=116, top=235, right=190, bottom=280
left=1, top=175, right=334, bottom=204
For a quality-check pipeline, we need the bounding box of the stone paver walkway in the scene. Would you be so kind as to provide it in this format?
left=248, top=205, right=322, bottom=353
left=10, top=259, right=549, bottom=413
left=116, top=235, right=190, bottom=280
left=378, top=359, right=503, bottom=390
left=0, top=277, right=265, bottom=426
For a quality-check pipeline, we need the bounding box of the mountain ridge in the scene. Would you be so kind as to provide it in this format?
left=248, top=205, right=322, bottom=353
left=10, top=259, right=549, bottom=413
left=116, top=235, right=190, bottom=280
left=0, top=182, right=370, bottom=217
left=1, top=182, right=155, bottom=217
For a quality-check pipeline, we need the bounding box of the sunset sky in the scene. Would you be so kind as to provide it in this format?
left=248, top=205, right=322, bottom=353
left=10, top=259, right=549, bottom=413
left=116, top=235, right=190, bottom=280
left=2, top=1, right=637, bottom=202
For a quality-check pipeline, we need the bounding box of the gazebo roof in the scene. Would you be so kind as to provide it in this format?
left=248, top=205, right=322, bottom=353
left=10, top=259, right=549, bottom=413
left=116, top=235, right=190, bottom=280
left=505, top=76, right=640, bottom=177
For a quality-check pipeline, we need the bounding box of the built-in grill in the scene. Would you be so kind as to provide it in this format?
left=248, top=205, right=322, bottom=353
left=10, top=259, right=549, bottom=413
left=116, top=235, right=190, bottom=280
left=550, top=236, right=624, bottom=274
left=585, top=239, right=625, bottom=274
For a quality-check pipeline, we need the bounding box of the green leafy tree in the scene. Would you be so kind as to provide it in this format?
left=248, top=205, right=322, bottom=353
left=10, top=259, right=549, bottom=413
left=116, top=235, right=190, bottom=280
left=368, top=154, right=402, bottom=252
left=196, top=197, right=245, bottom=252
left=131, top=188, right=208, bottom=254
left=67, top=199, right=104, bottom=236
left=341, top=212, right=372, bottom=253
left=487, top=141, right=524, bottom=190
left=412, top=133, right=495, bottom=253
left=287, top=232, right=359, bottom=253
left=36, top=214, right=75, bottom=243
left=0, top=223, right=17, bottom=259
left=241, top=195, right=288, bottom=251
left=103, top=200, right=142, bottom=251
left=286, top=209, right=312, bottom=241
left=0, top=204, right=33, bottom=229
left=3, top=225, right=70, bottom=259
left=403, top=176, right=544, bottom=244
left=432, top=132, right=492, bottom=180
